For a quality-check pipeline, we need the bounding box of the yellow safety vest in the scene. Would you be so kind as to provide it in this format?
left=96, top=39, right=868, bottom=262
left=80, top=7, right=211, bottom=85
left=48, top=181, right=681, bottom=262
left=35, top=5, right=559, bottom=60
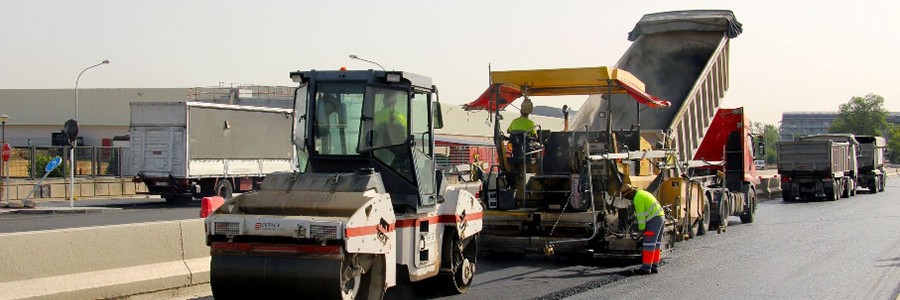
left=634, top=190, right=665, bottom=230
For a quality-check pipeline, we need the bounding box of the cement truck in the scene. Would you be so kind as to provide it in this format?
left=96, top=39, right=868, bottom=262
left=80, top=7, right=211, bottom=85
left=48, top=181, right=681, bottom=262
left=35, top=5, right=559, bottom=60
left=204, top=69, right=482, bottom=299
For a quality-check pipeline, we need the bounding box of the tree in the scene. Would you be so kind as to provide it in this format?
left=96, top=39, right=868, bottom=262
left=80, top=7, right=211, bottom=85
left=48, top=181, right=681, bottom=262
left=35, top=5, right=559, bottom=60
left=761, top=123, right=779, bottom=164
left=828, top=94, right=889, bottom=136
left=751, top=122, right=780, bottom=164
left=888, top=124, right=900, bottom=163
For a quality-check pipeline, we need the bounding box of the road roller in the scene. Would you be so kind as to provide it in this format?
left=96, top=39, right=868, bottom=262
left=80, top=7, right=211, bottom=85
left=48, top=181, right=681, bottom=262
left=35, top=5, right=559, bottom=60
left=204, top=69, right=482, bottom=299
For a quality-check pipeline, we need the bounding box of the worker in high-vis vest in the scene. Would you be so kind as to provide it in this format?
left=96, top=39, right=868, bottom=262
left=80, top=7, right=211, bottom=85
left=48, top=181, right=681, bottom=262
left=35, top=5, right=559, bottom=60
left=621, top=183, right=665, bottom=275
left=506, top=98, right=537, bottom=136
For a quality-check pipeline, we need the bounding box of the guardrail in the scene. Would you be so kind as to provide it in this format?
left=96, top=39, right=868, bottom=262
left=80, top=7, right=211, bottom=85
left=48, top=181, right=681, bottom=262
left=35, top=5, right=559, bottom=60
left=0, top=219, right=209, bottom=300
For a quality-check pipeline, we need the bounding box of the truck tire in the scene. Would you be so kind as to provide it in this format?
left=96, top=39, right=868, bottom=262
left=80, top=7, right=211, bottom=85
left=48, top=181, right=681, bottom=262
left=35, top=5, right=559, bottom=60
left=740, top=190, right=756, bottom=224
left=879, top=175, right=886, bottom=192
left=869, top=178, right=878, bottom=194
left=782, top=189, right=794, bottom=202
left=697, top=196, right=711, bottom=236
left=164, top=195, right=192, bottom=205
left=841, top=178, right=850, bottom=199
left=825, top=183, right=838, bottom=201
left=214, top=180, right=234, bottom=200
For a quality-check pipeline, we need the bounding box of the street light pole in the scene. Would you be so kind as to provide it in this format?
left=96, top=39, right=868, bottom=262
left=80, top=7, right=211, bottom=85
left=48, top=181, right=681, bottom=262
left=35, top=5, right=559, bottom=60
left=72, top=59, right=109, bottom=207
left=1, top=114, right=7, bottom=206
left=348, top=54, right=386, bottom=71
left=75, top=59, right=110, bottom=121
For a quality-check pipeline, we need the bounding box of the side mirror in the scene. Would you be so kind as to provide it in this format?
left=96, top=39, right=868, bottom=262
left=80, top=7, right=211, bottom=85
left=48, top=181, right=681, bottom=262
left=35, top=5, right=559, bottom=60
left=433, top=101, right=444, bottom=129
left=757, top=139, right=767, bottom=158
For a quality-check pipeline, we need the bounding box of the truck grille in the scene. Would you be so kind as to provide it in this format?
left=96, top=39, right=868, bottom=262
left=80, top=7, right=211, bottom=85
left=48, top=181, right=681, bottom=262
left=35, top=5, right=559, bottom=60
left=309, top=224, right=339, bottom=240
left=214, top=221, right=241, bottom=236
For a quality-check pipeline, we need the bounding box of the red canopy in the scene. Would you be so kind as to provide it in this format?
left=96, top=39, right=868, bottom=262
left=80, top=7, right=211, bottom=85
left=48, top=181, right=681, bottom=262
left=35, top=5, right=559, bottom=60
left=463, top=80, right=670, bottom=112
left=462, top=83, right=522, bottom=112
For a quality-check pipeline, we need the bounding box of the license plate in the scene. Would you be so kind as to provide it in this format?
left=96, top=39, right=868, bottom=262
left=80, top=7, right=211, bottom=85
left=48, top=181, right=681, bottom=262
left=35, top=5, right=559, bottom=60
left=155, top=182, right=169, bottom=187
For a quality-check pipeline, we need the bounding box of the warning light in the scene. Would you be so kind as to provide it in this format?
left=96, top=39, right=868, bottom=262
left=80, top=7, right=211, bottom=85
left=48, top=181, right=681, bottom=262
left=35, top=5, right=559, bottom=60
left=340, top=67, right=347, bottom=71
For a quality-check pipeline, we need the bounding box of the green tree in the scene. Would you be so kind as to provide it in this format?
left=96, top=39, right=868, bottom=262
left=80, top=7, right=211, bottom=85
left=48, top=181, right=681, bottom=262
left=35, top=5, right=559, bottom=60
left=888, top=124, right=900, bottom=163
left=828, top=94, right=889, bottom=135
left=753, top=122, right=780, bottom=164
left=762, top=123, right=779, bottom=164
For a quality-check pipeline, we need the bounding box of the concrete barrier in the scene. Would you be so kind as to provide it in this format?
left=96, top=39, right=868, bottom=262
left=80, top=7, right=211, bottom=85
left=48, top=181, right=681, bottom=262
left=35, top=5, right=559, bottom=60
left=0, top=219, right=209, bottom=300
left=755, top=175, right=782, bottom=201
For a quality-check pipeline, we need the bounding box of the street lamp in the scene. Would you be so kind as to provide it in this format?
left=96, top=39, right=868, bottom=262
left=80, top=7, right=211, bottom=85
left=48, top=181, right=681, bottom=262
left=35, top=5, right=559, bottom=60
left=75, top=59, right=110, bottom=120
left=1, top=114, right=7, bottom=205
left=349, top=54, right=386, bottom=71
left=72, top=59, right=109, bottom=208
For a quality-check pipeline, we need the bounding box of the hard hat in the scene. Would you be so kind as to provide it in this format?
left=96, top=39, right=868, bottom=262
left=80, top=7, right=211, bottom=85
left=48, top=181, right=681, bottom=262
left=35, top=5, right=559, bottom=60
left=520, top=98, right=534, bottom=115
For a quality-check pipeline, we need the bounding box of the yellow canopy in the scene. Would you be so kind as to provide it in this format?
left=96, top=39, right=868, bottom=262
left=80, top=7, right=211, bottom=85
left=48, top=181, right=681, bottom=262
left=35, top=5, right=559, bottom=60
left=489, top=66, right=646, bottom=96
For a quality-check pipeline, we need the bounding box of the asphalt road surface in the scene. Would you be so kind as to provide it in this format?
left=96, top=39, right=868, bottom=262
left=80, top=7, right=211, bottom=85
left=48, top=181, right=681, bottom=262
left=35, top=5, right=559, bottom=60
left=170, top=180, right=899, bottom=300
left=0, top=197, right=200, bottom=233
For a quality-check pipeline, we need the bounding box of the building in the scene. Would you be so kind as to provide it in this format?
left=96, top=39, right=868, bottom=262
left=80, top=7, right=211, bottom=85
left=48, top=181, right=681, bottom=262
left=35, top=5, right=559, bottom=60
left=0, top=86, right=295, bottom=147
left=0, top=86, right=564, bottom=150
left=780, top=111, right=900, bottom=141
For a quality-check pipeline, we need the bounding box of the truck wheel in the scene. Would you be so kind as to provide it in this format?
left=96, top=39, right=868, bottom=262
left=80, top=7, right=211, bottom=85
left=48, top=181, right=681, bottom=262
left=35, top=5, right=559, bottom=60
left=439, top=232, right=478, bottom=294
left=697, top=196, right=711, bottom=236
left=840, top=178, right=849, bottom=198
left=782, top=190, right=794, bottom=202
left=740, top=191, right=756, bottom=224
left=214, top=180, right=234, bottom=200
left=825, top=184, right=838, bottom=201
left=164, top=195, right=192, bottom=205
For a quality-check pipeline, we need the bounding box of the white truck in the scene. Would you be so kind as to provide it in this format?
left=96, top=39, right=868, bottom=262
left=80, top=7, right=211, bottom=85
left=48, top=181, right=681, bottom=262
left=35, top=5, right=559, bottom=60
left=129, top=101, right=293, bottom=204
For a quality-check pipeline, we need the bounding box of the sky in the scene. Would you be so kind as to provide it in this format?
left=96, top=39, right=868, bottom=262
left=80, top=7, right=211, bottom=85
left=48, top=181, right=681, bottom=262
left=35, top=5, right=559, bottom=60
left=1, top=0, right=898, bottom=125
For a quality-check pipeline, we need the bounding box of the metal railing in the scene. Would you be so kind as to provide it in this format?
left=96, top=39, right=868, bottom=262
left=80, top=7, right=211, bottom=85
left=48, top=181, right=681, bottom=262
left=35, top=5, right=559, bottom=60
left=435, top=145, right=497, bottom=180
left=3, top=146, right=130, bottom=179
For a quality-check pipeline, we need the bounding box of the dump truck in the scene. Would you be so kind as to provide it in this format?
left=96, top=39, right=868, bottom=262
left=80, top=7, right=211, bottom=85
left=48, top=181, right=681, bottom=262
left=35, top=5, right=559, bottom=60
left=129, top=102, right=294, bottom=204
left=854, top=135, right=887, bottom=193
left=797, top=133, right=860, bottom=198
left=690, top=107, right=763, bottom=233
left=466, top=10, right=751, bottom=257
left=778, top=139, right=855, bottom=201
left=204, top=69, right=482, bottom=299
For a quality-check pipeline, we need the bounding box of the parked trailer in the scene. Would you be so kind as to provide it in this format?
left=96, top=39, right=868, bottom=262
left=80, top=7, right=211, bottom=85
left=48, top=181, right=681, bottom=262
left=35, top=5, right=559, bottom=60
left=778, top=140, right=853, bottom=201
left=129, top=102, right=293, bottom=204
left=855, top=135, right=887, bottom=193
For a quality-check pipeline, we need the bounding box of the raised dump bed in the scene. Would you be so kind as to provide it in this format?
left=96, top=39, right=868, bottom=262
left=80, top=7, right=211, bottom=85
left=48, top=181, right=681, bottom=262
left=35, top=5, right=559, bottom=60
left=572, top=10, right=742, bottom=162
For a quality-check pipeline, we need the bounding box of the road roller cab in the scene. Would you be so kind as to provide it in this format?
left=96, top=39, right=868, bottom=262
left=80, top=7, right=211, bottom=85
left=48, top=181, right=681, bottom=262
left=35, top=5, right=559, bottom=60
left=204, top=69, right=482, bottom=299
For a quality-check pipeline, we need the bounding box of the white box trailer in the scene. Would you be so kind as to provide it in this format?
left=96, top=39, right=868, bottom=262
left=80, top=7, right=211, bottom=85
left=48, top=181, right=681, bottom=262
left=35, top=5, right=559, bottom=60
left=129, top=101, right=294, bottom=204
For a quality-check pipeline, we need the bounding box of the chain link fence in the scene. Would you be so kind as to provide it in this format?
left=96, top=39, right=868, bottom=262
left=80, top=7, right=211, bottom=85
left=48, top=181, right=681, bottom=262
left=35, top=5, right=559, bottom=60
left=2, top=146, right=130, bottom=179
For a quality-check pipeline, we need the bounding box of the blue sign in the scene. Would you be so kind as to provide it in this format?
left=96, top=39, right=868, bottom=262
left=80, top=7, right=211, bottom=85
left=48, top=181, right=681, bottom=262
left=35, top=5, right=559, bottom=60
left=46, top=156, right=63, bottom=172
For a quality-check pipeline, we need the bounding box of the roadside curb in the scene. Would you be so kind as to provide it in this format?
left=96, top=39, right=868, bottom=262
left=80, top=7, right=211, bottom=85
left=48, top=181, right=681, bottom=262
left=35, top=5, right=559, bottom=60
left=0, top=207, right=122, bottom=215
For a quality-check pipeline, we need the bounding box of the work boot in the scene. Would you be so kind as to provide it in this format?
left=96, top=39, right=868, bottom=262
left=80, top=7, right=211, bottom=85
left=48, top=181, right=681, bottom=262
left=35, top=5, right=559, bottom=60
left=634, top=267, right=652, bottom=275
left=651, top=263, right=659, bottom=273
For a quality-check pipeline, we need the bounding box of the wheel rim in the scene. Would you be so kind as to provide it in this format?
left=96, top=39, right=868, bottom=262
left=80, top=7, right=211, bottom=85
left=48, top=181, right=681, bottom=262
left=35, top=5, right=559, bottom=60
left=340, top=257, right=362, bottom=300
left=460, top=258, right=474, bottom=285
